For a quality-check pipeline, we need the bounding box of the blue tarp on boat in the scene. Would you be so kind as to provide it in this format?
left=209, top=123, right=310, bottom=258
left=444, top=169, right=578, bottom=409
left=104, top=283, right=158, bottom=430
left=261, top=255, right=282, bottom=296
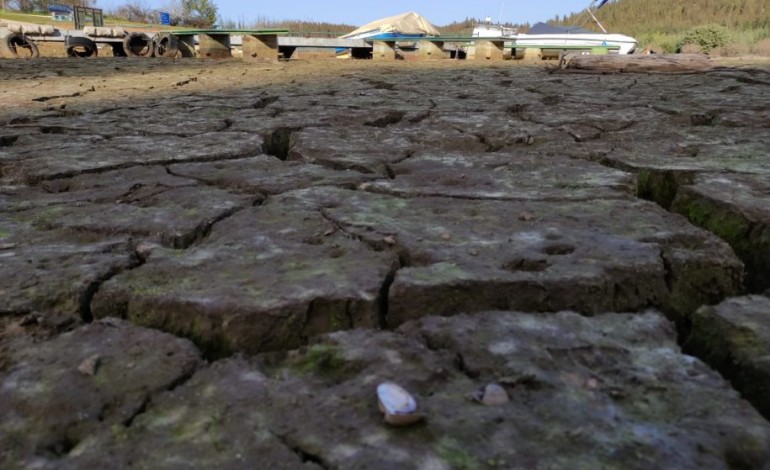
left=527, top=22, right=595, bottom=35
left=48, top=4, right=73, bottom=14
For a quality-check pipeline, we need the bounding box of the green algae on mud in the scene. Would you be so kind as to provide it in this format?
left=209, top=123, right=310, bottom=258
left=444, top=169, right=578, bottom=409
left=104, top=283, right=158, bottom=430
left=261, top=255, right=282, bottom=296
left=686, top=296, right=770, bottom=420
left=672, top=177, right=770, bottom=293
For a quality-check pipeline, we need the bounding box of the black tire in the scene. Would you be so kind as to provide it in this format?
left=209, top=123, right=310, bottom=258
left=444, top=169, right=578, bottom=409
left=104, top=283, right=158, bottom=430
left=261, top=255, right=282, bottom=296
left=65, top=36, right=98, bottom=58
left=123, top=32, right=154, bottom=57
left=177, top=39, right=195, bottom=58
left=1, top=33, right=40, bottom=59
left=153, top=33, right=179, bottom=58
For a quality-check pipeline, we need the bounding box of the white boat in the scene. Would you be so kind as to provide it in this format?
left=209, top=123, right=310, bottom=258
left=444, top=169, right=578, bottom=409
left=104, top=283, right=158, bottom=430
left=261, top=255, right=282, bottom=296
left=472, top=0, right=638, bottom=55
left=471, top=17, right=517, bottom=39
left=512, top=27, right=638, bottom=54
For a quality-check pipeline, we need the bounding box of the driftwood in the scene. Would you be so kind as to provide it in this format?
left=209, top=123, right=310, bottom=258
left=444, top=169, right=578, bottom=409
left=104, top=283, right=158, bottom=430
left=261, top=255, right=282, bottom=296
left=553, top=53, right=715, bottom=74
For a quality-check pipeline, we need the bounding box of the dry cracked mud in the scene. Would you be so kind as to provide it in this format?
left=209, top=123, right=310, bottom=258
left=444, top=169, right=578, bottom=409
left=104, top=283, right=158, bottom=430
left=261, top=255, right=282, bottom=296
left=1, top=57, right=770, bottom=468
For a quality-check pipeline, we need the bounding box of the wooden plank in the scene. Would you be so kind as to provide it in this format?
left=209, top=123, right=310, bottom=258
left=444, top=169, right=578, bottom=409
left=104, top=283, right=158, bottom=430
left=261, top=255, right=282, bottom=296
left=556, top=53, right=715, bottom=74
left=164, top=29, right=287, bottom=35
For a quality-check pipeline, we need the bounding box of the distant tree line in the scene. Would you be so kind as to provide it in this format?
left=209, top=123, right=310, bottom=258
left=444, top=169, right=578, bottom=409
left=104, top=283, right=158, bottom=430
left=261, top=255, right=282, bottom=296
left=438, top=17, right=532, bottom=35
left=243, top=16, right=357, bottom=36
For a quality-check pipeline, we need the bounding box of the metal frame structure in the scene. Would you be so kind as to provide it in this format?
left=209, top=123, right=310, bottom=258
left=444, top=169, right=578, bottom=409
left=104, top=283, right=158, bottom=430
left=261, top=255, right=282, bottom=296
left=73, top=6, right=104, bottom=30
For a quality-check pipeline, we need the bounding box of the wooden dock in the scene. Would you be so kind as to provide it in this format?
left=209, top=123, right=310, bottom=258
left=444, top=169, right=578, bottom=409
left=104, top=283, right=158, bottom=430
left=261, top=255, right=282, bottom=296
left=1, top=23, right=618, bottom=61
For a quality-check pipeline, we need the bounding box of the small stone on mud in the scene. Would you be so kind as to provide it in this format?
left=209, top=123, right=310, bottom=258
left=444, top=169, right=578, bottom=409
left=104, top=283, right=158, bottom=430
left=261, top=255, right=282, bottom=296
left=469, top=383, right=510, bottom=406
left=383, top=235, right=397, bottom=245
left=135, top=242, right=157, bottom=260
left=440, top=233, right=451, bottom=241
left=77, top=355, right=100, bottom=376
left=518, top=211, right=534, bottom=221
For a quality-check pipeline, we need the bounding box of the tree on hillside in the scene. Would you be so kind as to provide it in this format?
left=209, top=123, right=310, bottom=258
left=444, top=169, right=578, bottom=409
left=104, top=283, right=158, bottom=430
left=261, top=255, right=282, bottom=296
left=113, top=0, right=156, bottom=23
left=183, top=0, right=217, bottom=27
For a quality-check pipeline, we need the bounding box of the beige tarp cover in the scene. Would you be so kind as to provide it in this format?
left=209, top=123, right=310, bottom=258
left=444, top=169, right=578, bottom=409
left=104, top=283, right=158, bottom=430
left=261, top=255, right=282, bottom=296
left=341, top=12, right=440, bottom=38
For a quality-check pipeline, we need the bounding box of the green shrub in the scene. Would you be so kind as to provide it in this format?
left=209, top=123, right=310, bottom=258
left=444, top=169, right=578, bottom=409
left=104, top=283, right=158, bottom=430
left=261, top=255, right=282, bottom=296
left=639, top=32, right=679, bottom=53
left=678, top=24, right=731, bottom=52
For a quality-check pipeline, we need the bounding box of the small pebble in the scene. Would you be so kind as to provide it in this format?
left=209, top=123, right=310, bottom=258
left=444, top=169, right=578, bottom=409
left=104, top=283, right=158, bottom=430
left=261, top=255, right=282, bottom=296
left=470, top=383, right=509, bottom=406
left=77, top=355, right=100, bottom=376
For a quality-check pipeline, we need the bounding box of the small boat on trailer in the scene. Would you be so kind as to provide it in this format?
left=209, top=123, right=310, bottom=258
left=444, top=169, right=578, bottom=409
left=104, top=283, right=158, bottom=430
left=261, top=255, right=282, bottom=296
left=472, top=0, right=638, bottom=55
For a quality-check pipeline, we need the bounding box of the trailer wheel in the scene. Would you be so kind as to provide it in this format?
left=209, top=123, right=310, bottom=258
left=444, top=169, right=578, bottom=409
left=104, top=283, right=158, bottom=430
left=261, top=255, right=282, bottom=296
left=65, top=36, right=98, bottom=58
left=177, top=40, right=195, bottom=58
left=123, top=32, right=154, bottom=57
left=154, top=33, right=179, bottom=58
left=1, top=33, right=40, bottom=59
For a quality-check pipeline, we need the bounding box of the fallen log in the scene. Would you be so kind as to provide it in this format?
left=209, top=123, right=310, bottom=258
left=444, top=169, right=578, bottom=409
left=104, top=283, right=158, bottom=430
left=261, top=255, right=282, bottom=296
left=553, top=53, right=715, bottom=74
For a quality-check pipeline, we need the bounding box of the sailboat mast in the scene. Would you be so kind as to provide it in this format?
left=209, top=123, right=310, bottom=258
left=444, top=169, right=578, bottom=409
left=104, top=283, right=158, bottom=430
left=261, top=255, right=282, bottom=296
left=587, top=0, right=608, bottom=33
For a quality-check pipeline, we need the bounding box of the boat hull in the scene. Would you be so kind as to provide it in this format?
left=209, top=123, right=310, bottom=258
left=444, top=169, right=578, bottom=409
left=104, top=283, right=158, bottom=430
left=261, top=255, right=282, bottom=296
left=511, top=33, right=638, bottom=54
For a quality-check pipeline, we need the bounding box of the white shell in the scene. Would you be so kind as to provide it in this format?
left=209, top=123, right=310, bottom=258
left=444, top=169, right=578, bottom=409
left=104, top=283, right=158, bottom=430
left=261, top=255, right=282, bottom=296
left=377, top=382, right=422, bottom=426
left=471, top=383, right=509, bottom=406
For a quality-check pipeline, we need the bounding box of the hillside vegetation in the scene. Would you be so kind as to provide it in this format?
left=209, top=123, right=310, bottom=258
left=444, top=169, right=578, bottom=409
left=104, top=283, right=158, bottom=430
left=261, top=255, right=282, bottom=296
left=555, top=0, right=770, bottom=53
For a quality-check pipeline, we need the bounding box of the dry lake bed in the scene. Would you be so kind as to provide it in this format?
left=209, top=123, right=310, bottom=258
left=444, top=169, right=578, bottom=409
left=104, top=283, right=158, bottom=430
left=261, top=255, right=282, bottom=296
left=1, top=56, right=770, bottom=469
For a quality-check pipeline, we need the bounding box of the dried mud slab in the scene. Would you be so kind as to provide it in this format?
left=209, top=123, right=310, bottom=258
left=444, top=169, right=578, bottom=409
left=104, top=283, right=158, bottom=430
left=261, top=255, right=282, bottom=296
left=91, top=198, right=399, bottom=357
left=581, top=73, right=770, bottom=293
left=672, top=173, right=770, bottom=292
left=0, top=318, right=202, bottom=468
left=91, top=184, right=743, bottom=355
left=288, top=125, right=418, bottom=174
left=364, top=151, right=635, bottom=201
left=168, top=156, right=382, bottom=195
left=9, top=185, right=249, bottom=249
left=1, top=165, right=197, bottom=214
left=275, top=187, right=741, bottom=326
left=685, top=295, right=770, bottom=420
left=0, top=216, right=135, bottom=320
left=0, top=131, right=264, bottom=184
left=55, top=311, right=770, bottom=469
left=56, top=359, right=319, bottom=470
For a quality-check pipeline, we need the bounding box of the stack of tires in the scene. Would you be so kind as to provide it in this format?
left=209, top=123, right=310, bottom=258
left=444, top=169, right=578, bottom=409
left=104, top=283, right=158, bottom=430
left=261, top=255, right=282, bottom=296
left=0, top=28, right=192, bottom=60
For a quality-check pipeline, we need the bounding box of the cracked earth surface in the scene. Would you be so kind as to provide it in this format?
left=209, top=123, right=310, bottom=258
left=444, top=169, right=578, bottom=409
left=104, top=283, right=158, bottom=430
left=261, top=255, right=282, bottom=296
left=1, top=57, right=770, bottom=469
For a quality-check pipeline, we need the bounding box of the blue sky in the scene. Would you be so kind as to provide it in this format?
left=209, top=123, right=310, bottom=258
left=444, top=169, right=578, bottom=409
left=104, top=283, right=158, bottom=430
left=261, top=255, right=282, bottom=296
left=214, top=0, right=595, bottom=25
left=96, top=0, right=597, bottom=27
